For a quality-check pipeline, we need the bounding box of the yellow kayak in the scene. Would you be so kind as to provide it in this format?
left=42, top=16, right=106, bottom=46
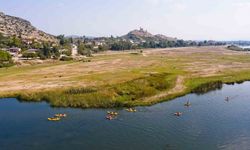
left=48, top=117, right=61, bottom=121
left=126, top=108, right=137, bottom=112
left=54, top=114, right=67, bottom=117
left=107, top=111, right=118, bottom=115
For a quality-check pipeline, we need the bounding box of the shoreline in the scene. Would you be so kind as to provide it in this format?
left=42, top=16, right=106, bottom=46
left=1, top=73, right=250, bottom=109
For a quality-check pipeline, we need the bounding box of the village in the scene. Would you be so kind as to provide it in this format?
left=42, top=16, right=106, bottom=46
left=3, top=44, right=77, bottom=58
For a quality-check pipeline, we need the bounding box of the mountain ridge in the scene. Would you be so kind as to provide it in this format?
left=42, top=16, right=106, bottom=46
left=0, top=11, right=58, bottom=43
left=122, top=28, right=178, bottom=42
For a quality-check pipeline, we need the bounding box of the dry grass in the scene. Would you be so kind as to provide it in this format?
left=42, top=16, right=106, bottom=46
left=2, top=46, right=250, bottom=107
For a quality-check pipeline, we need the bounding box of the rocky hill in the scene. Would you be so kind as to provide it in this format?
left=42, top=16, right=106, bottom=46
left=0, top=12, right=58, bottom=43
left=122, top=28, right=177, bottom=42
left=154, top=34, right=177, bottom=41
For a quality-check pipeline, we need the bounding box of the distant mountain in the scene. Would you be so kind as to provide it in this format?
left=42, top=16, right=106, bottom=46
left=0, top=11, right=58, bottom=43
left=65, top=35, right=82, bottom=38
left=154, top=34, right=177, bottom=41
left=122, top=28, right=177, bottom=42
left=65, top=35, right=97, bottom=39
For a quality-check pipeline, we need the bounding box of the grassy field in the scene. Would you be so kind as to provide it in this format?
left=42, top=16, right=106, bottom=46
left=1, top=46, right=250, bottom=108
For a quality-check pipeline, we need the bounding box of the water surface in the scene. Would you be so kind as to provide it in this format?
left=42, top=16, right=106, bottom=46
left=238, top=45, right=250, bottom=49
left=1, top=82, right=250, bottom=150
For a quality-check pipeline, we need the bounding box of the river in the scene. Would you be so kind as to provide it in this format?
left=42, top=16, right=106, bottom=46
left=1, top=82, right=250, bottom=150
left=239, top=45, right=250, bottom=49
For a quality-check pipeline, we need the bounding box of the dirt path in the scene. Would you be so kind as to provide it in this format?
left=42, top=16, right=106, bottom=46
left=143, top=76, right=186, bottom=102
left=168, top=76, right=185, bottom=94
left=142, top=52, right=148, bottom=57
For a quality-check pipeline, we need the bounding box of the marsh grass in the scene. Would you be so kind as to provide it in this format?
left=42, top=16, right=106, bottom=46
left=65, top=87, right=97, bottom=94
left=191, top=81, right=223, bottom=94
left=5, top=68, right=250, bottom=108
left=13, top=73, right=177, bottom=108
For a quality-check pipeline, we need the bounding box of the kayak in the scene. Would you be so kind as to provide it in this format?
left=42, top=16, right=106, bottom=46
left=174, top=112, right=182, bottom=116
left=55, top=114, right=67, bottom=117
left=126, top=108, right=137, bottom=112
left=106, top=115, right=113, bottom=120
left=48, top=117, right=61, bottom=121
left=107, top=111, right=118, bottom=115
left=184, top=101, right=191, bottom=107
left=184, top=103, right=191, bottom=107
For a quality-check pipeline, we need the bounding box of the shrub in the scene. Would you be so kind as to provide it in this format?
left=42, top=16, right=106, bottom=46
left=83, top=59, right=91, bottom=62
left=65, top=87, right=97, bottom=94
left=0, top=50, right=14, bottom=67
left=227, top=45, right=243, bottom=51
left=22, top=52, right=38, bottom=59
left=60, top=56, right=73, bottom=61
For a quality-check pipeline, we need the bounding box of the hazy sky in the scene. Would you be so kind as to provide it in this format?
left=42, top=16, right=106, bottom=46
left=1, top=0, right=250, bottom=40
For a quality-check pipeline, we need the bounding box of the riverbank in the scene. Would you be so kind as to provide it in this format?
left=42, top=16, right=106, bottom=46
left=1, top=46, right=250, bottom=108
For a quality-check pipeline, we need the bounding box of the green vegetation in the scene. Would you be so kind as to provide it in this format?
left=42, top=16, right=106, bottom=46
left=0, top=33, right=23, bottom=48
left=13, top=73, right=176, bottom=108
left=111, top=41, right=133, bottom=50
left=0, top=50, right=13, bottom=67
left=39, top=44, right=60, bottom=59
left=1, top=47, right=250, bottom=108
left=22, top=52, right=38, bottom=59
left=190, top=81, right=223, bottom=94
left=227, top=45, right=244, bottom=51
left=8, top=70, right=250, bottom=108
left=108, top=39, right=224, bottom=51
left=0, top=31, right=227, bottom=62
left=77, top=42, right=92, bottom=56
left=0, top=33, right=60, bottom=60
left=227, top=45, right=250, bottom=51
left=60, top=56, right=73, bottom=61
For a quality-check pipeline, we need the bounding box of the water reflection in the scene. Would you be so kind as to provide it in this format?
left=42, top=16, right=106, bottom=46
left=191, top=81, right=223, bottom=95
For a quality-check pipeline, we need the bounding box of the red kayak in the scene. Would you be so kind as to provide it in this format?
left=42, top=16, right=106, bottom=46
left=106, top=115, right=113, bottom=120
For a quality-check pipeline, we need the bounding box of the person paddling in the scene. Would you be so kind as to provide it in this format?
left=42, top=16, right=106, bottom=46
left=174, top=112, right=182, bottom=116
left=184, top=100, right=191, bottom=107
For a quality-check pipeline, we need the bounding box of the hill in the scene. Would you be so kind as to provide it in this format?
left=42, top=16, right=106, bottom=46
left=0, top=12, right=58, bottom=43
left=122, top=28, right=177, bottom=42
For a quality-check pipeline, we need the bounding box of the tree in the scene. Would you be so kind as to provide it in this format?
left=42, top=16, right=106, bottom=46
left=51, top=46, right=60, bottom=59
left=98, top=44, right=109, bottom=51
left=42, top=43, right=51, bottom=58
left=77, top=43, right=85, bottom=54
left=31, top=42, right=42, bottom=49
left=38, top=43, right=61, bottom=59
left=57, top=35, right=66, bottom=45
left=111, top=41, right=132, bottom=50
left=0, top=50, right=13, bottom=67
left=175, top=40, right=186, bottom=47
left=22, top=52, right=38, bottom=59
left=79, top=46, right=92, bottom=56
left=0, top=33, right=5, bottom=48
left=70, top=37, right=74, bottom=44
left=9, top=36, right=22, bottom=48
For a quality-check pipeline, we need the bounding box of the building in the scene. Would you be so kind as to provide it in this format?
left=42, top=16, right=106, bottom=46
left=93, top=46, right=99, bottom=49
left=8, top=47, right=21, bottom=53
left=7, top=47, right=21, bottom=56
